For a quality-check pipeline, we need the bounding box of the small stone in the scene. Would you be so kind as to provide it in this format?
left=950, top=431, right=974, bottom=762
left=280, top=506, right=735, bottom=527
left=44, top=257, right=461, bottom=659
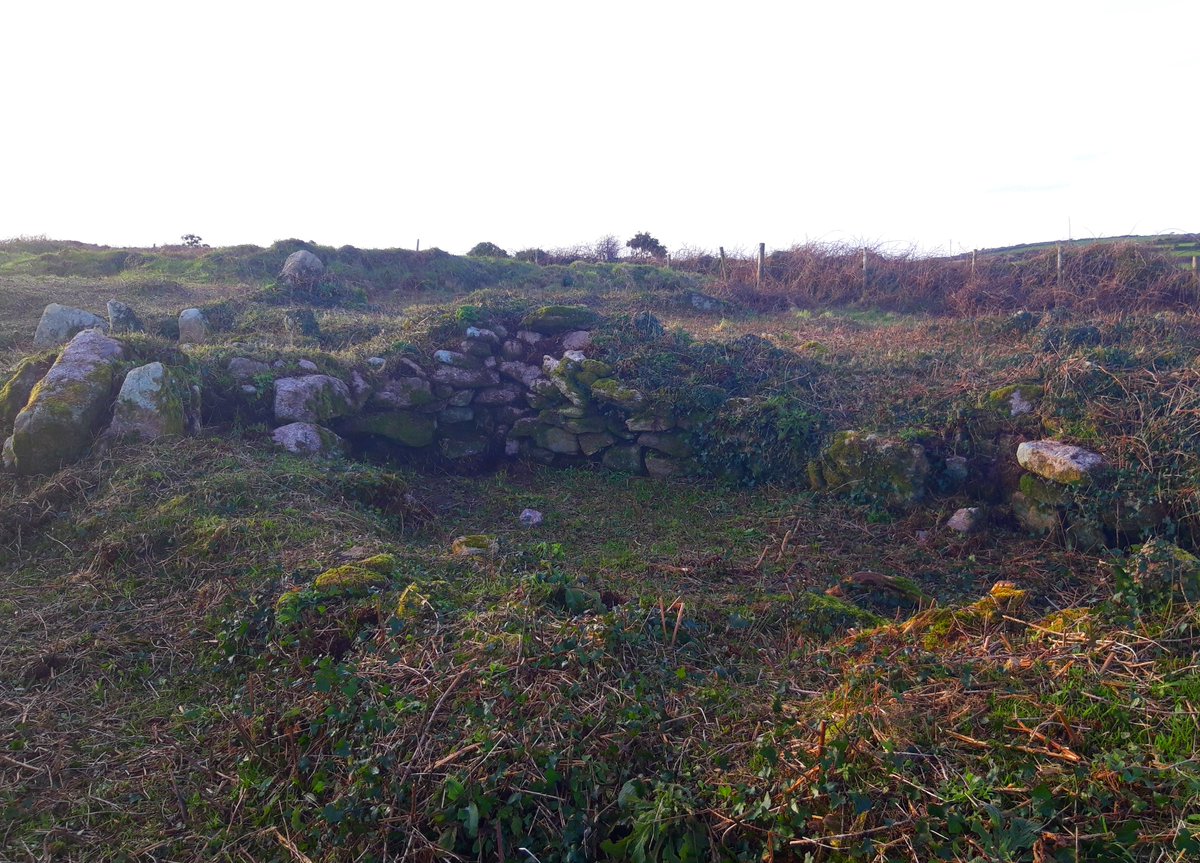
left=519, top=508, right=543, bottom=528
left=562, top=330, right=592, bottom=351
left=535, top=425, right=579, bottom=454
left=280, top=250, right=325, bottom=287
left=274, top=375, right=353, bottom=424
left=106, top=300, right=143, bottom=334
left=298, top=359, right=319, bottom=372
left=366, top=356, right=386, bottom=369
left=517, top=330, right=545, bottom=345
left=685, top=290, right=725, bottom=312
left=602, top=444, right=644, bottom=474
left=946, top=507, right=984, bottom=534
left=178, top=308, right=210, bottom=343
left=1017, top=440, right=1104, bottom=484
left=370, top=377, right=434, bottom=409
left=272, top=422, right=346, bottom=456
left=465, top=326, right=499, bottom=344
left=579, top=432, right=615, bottom=456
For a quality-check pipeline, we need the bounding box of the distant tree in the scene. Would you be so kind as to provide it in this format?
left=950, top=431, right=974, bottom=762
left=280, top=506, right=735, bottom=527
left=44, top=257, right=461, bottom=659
left=181, top=233, right=204, bottom=247
left=593, top=234, right=622, bottom=263
left=514, top=248, right=547, bottom=263
left=467, top=241, right=509, bottom=258
left=627, top=231, right=667, bottom=259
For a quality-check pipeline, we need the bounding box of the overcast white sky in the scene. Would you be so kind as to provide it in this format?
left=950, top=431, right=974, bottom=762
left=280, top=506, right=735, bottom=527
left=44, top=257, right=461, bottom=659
left=3, top=1, right=1196, bottom=256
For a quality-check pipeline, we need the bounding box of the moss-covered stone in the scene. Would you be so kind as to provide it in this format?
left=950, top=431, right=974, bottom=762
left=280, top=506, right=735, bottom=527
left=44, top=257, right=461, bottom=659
left=1011, top=490, right=1059, bottom=534
left=791, top=591, right=886, bottom=638
left=1018, top=472, right=1067, bottom=506
left=987, top=384, right=1042, bottom=417
left=602, top=444, right=644, bottom=474
left=810, top=430, right=930, bottom=506
left=106, top=362, right=195, bottom=441
left=576, top=359, right=612, bottom=386
left=535, top=425, right=579, bottom=454
left=589, top=377, right=646, bottom=411
left=313, top=553, right=396, bottom=592
left=9, top=330, right=125, bottom=475
left=337, top=410, right=436, bottom=447
left=0, top=353, right=55, bottom=434
left=451, top=534, right=498, bottom=557
left=578, top=431, right=615, bottom=456
left=520, top=305, right=598, bottom=334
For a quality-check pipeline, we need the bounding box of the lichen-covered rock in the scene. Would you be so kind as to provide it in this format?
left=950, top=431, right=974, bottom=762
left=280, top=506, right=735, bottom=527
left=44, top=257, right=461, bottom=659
left=272, top=422, right=346, bottom=456
left=946, top=507, right=984, bottom=534
left=589, top=378, right=646, bottom=411
left=433, top=349, right=482, bottom=369
left=1124, top=539, right=1200, bottom=605
left=535, top=425, right=579, bottom=454
left=2, top=435, right=14, bottom=472
left=539, top=409, right=605, bottom=434
left=987, top=384, right=1041, bottom=417
left=498, top=361, right=544, bottom=390
left=178, top=308, right=210, bottom=343
left=0, top=353, right=56, bottom=433
left=626, top=411, right=675, bottom=432
left=106, top=362, right=197, bottom=441
left=430, top=365, right=500, bottom=389
left=106, top=300, right=144, bottom=334
left=274, top=374, right=353, bottom=424
left=579, top=431, right=615, bottom=456
left=369, top=377, right=435, bottom=409
left=451, top=535, right=498, bottom=557
left=1017, top=440, right=1104, bottom=484
left=1011, top=491, right=1059, bottom=534
left=473, top=384, right=523, bottom=406
left=684, top=290, right=725, bottom=312
left=809, top=431, right=930, bottom=505
left=33, top=304, right=108, bottom=348
left=280, top=250, right=325, bottom=287
left=562, top=330, right=592, bottom=351
left=8, top=329, right=125, bottom=475
left=520, top=305, right=598, bottom=335
left=313, top=553, right=394, bottom=592
left=338, top=411, right=436, bottom=447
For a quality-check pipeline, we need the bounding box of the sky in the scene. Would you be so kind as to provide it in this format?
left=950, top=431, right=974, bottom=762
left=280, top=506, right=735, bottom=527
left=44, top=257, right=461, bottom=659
left=3, top=0, right=1197, bottom=256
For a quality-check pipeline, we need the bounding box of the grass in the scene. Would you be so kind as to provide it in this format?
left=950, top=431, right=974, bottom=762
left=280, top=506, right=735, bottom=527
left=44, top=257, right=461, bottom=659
left=2, top=238, right=1200, bottom=861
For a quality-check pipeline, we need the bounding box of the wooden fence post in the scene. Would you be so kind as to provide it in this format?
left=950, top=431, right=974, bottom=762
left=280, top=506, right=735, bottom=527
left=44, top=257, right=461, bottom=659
left=756, top=243, right=765, bottom=287
left=719, top=246, right=727, bottom=280
left=971, top=249, right=977, bottom=276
